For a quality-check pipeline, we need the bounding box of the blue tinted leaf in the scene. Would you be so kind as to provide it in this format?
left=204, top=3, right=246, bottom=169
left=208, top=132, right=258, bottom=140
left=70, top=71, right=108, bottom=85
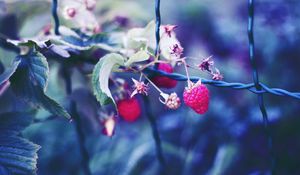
left=15, top=52, right=49, bottom=91
left=0, top=59, right=20, bottom=85
left=52, top=32, right=118, bottom=51
left=10, top=52, right=71, bottom=119
left=0, top=112, right=40, bottom=175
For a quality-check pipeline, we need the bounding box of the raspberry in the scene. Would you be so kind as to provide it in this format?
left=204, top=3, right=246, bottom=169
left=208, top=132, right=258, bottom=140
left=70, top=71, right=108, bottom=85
left=151, top=63, right=177, bottom=88
left=183, top=81, right=210, bottom=114
left=117, top=97, right=141, bottom=122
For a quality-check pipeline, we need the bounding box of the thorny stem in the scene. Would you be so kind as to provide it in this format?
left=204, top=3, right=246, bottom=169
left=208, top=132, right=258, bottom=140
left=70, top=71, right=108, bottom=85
left=62, top=67, right=91, bottom=175
left=180, top=59, right=192, bottom=87
left=138, top=73, right=143, bottom=81
left=143, top=96, right=166, bottom=175
left=140, top=60, right=169, bottom=71
left=143, top=73, right=164, bottom=94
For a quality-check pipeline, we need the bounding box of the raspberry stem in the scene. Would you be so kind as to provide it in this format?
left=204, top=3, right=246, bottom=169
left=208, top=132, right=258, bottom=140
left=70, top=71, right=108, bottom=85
left=181, top=58, right=193, bottom=87
left=143, top=73, right=164, bottom=94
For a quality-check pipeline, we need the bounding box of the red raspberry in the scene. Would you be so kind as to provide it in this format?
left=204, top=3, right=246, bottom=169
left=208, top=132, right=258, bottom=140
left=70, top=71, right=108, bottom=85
left=183, top=81, right=210, bottom=114
left=117, top=97, right=141, bottom=122
left=151, top=63, right=177, bottom=88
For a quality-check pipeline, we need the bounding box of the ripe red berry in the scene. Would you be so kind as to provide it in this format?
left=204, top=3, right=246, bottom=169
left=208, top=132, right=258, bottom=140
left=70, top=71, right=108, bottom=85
left=117, top=97, right=141, bottom=122
left=183, top=81, right=210, bottom=114
left=151, top=63, right=177, bottom=88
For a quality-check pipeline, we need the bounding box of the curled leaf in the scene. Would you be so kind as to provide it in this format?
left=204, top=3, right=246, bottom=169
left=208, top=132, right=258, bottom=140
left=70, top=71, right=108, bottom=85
left=10, top=52, right=71, bottom=119
left=92, top=53, right=125, bottom=106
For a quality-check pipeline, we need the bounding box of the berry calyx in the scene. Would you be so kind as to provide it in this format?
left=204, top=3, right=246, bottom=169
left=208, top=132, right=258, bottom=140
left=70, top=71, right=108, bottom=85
left=183, top=80, right=210, bottom=114
left=131, top=78, right=149, bottom=98
left=117, top=97, right=141, bottom=122
left=151, top=63, right=177, bottom=88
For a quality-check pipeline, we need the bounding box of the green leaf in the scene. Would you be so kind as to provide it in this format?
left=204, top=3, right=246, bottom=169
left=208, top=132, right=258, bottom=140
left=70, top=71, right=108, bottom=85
left=7, top=39, right=47, bottom=49
left=19, top=51, right=49, bottom=91
left=0, top=112, right=40, bottom=175
left=9, top=52, right=71, bottom=119
left=207, top=144, right=237, bottom=175
left=125, top=50, right=150, bottom=67
left=92, top=53, right=125, bottom=106
left=51, top=32, right=119, bottom=52
left=125, top=20, right=155, bottom=49
left=0, top=59, right=20, bottom=85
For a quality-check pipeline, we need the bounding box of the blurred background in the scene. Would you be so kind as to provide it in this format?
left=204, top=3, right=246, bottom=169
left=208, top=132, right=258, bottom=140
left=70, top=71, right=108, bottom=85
left=1, top=0, right=300, bottom=174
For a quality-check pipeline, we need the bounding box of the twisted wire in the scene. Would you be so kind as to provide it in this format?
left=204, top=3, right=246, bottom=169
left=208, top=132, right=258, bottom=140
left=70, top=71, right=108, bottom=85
left=148, top=0, right=167, bottom=173
left=144, top=67, right=300, bottom=100
left=47, top=0, right=300, bottom=173
left=154, top=0, right=161, bottom=57
left=52, top=0, right=60, bottom=35
left=247, top=0, right=274, bottom=173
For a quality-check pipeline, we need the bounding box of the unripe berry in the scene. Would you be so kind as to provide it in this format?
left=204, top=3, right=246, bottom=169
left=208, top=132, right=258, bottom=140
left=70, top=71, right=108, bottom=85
left=159, top=92, right=181, bottom=110
left=66, top=8, right=76, bottom=18
left=164, top=92, right=181, bottom=109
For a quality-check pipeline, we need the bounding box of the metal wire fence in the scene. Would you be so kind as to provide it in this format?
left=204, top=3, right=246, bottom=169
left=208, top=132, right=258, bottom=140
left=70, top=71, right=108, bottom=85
left=49, top=0, right=300, bottom=174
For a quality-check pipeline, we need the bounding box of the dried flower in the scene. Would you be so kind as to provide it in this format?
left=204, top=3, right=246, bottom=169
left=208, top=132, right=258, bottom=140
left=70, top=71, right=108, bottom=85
left=60, top=0, right=99, bottom=34
left=212, top=68, right=223, bottom=80
left=131, top=78, right=149, bottom=98
left=159, top=92, right=181, bottom=110
left=163, top=25, right=177, bottom=37
left=198, top=56, right=214, bottom=72
left=84, top=0, right=96, bottom=11
left=170, top=44, right=184, bottom=58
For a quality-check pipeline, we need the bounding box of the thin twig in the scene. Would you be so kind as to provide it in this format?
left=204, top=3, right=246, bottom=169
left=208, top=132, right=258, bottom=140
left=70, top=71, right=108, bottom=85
left=62, top=66, right=91, bottom=175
